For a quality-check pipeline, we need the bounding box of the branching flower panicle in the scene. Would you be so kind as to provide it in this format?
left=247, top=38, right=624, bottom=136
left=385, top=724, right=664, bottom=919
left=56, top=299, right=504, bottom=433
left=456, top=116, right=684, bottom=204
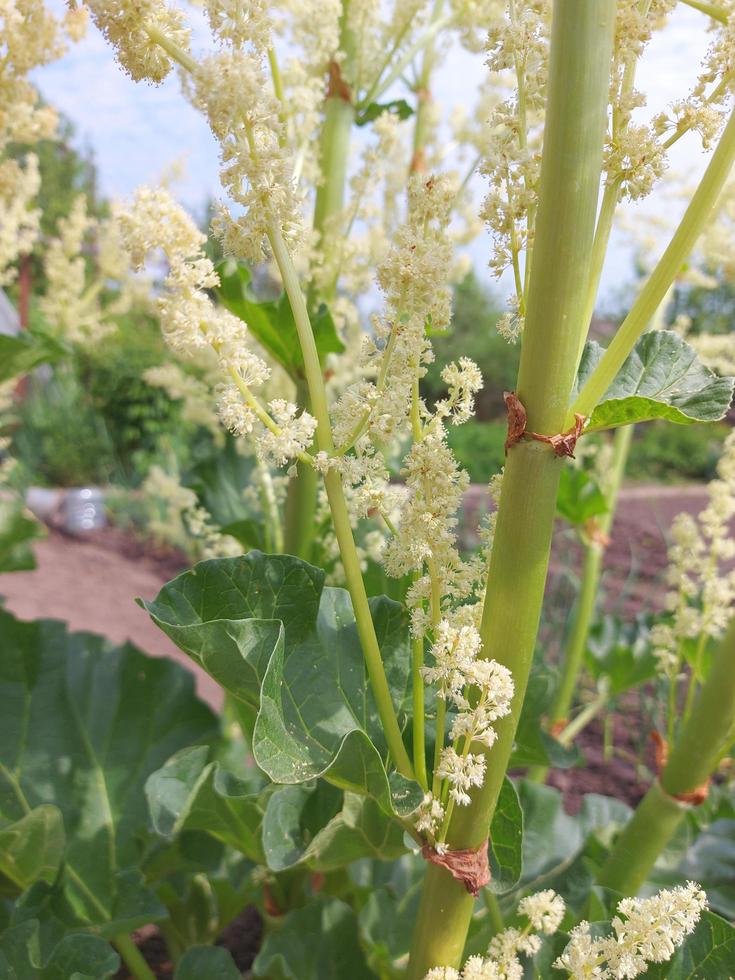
left=117, top=186, right=314, bottom=470
left=423, top=888, right=566, bottom=978
left=554, top=882, right=706, bottom=979
left=651, top=431, right=735, bottom=677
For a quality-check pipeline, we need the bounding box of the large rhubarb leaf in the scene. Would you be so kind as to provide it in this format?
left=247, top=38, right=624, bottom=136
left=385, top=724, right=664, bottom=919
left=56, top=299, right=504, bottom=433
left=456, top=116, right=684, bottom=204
left=141, top=552, right=422, bottom=819
left=145, top=745, right=267, bottom=863
left=0, top=921, right=119, bottom=980
left=252, top=896, right=376, bottom=980
left=0, top=609, right=218, bottom=937
left=576, top=331, right=734, bottom=432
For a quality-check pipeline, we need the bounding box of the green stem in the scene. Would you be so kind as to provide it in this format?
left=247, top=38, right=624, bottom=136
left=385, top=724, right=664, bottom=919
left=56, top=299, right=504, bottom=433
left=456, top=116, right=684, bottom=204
left=484, top=891, right=505, bottom=936
left=557, top=683, right=609, bottom=747
left=407, top=3, right=616, bottom=973
left=682, top=630, right=708, bottom=720
left=572, top=104, right=735, bottom=423
left=269, top=226, right=413, bottom=780
left=287, top=21, right=357, bottom=557
left=412, top=628, right=429, bottom=791
left=529, top=424, right=634, bottom=783
left=312, top=94, right=356, bottom=296
left=410, top=0, right=443, bottom=172
left=680, top=0, right=728, bottom=23
left=597, top=615, right=735, bottom=895
left=113, top=934, right=156, bottom=980
left=283, top=380, right=318, bottom=559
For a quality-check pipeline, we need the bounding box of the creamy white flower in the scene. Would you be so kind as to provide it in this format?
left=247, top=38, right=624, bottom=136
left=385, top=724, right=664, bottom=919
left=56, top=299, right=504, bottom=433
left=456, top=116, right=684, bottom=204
left=518, top=889, right=565, bottom=935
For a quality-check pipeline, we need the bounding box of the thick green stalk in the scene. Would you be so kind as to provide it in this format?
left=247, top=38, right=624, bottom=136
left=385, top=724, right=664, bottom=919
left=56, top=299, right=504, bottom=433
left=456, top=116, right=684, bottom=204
left=597, top=615, right=735, bottom=895
left=113, top=934, right=156, bottom=980
left=283, top=381, right=318, bottom=558
left=407, top=4, right=616, bottom=974
left=572, top=104, right=735, bottom=423
left=681, top=0, right=728, bottom=23
left=410, top=0, right=443, bottom=172
left=312, top=94, right=356, bottom=277
left=286, top=27, right=357, bottom=558
left=283, top=462, right=317, bottom=557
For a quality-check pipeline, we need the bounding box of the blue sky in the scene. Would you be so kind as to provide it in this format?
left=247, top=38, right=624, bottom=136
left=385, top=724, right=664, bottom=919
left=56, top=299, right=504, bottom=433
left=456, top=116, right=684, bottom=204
left=34, top=4, right=714, bottom=305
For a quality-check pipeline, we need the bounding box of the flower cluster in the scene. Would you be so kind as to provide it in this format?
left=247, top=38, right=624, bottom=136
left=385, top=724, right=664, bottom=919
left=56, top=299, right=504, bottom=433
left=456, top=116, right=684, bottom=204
left=116, top=186, right=315, bottom=469
left=84, top=0, right=190, bottom=83
left=554, top=881, right=706, bottom=979
left=40, top=195, right=136, bottom=344
left=416, top=618, right=513, bottom=841
left=141, top=465, right=241, bottom=558
left=480, top=0, right=549, bottom=339
left=650, top=432, right=735, bottom=676
left=426, top=883, right=704, bottom=980
left=0, top=0, right=86, bottom=283
left=424, top=889, right=565, bottom=979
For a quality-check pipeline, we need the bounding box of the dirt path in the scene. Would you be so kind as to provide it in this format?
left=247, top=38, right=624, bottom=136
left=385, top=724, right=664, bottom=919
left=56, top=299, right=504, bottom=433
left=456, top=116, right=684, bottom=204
left=0, top=485, right=712, bottom=714
left=0, top=526, right=222, bottom=708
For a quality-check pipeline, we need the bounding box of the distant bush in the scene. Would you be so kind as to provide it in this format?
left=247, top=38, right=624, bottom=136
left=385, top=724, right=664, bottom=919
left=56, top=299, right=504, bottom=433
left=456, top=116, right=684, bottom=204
left=446, top=420, right=506, bottom=484
left=627, top=419, right=729, bottom=482
left=423, top=272, right=519, bottom=419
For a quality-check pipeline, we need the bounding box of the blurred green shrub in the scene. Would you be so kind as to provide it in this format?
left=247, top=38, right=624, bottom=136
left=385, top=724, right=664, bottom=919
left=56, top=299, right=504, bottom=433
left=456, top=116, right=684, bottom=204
left=423, top=272, right=518, bottom=419
left=627, top=420, right=729, bottom=482
left=12, top=369, right=117, bottom=487
left=12, top=313, right=217, bottom=488
left=446, top=420, right=506, bottom=484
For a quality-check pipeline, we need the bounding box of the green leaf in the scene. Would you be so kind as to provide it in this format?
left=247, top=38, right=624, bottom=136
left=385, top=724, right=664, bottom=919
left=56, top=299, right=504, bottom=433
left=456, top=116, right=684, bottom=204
left=649, top=813, right=735, bottom=921
left=0, top=500, right=45, bottom=573
left=0, top=609, right=218, bottom=936
left=141, top=552, right=423, bottom=819
left=0, top=920, right=119, bottom=979
left=262, top=784, right=407, bottom=872
left=175, top=946, right=241, bottom=980
left=510, top=665, right=579, bottom=769
left=0, top=805, right=65, bottom=890
left=252, top=896, right=377, bottom=980
left=518, top=781, right=630, bottom=895
left=584, top=614, right=658, bottom=696
left=488, top=778, right=523, bottom=894
left=215, top=260, right=344, bottom=377
left=644, top=911, right=735, bottom=979
left=188, top=437, right=260, bottom=529
left=0, top=331, right=66, bottom=384
left=576, top=331, right=735, bottom=432
left=357, top=856, right=424, bottom=973
left=355, top=99, right=414, bottom=126
left=219, top=518, right=265, bottom=552
left=555, top=468, right=609, bottom=527
left=145, top=745, right=267, bottom=863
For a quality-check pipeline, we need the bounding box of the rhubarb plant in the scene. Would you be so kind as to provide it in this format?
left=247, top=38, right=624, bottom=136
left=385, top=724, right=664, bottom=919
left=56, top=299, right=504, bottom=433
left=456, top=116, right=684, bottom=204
left=4, top=0, right=735, bottom=977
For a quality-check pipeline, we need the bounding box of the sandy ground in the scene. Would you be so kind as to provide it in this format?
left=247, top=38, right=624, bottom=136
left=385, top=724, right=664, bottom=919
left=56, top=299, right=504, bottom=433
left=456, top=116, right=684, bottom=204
left=0, top=525, right=222, bottom=707
left=0, top=484, right=713, bottom=713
